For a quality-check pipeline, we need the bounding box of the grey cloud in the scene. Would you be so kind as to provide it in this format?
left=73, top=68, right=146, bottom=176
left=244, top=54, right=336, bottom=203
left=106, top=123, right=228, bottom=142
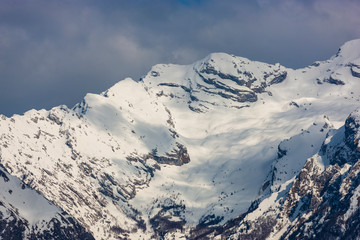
left=0, top=0, right=359, bottom=116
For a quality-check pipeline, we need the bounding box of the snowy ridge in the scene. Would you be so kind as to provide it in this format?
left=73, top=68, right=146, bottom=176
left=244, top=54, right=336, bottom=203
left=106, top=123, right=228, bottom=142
left=0, top=39, right=360, bottom=239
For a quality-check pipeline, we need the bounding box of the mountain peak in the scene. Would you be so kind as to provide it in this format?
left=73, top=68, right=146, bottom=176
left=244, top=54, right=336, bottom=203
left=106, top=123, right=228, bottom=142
left=335, top=39, right=360, bottom=63
left=200, top=52, right=241, bottom=64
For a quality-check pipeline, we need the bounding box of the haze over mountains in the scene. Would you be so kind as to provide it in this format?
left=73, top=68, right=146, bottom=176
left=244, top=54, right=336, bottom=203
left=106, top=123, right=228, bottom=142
left=1, top=39, right=360, bottom=239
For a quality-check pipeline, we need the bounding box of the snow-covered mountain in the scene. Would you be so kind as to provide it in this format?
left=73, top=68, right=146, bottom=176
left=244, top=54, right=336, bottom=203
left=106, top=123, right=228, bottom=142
left=1, top=39, right=360, bottom=239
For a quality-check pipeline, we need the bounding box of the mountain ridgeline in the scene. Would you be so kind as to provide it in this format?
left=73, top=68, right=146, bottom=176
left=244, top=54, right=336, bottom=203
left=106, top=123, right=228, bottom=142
left=1, top=39, right=360, bottom=239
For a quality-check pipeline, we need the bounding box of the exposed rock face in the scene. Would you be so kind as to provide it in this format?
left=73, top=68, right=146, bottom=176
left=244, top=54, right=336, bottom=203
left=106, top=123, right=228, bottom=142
left=323, top=75, right=345, bottom=85
left=344, top=109, right=360, bottom=152
left=350, top=65, right=360, bottom=78
left=149, top=198, right=187, bottom=239
left=150, top=143, right=190, bottom=166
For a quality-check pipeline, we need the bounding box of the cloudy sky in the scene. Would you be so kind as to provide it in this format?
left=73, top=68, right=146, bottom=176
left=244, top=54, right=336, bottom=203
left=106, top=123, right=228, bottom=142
left=0, top=0, right=359, bottom=116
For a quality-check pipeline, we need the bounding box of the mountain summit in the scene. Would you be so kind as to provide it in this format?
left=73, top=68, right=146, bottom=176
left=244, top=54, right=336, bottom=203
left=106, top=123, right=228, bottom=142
left=1, top=40, right=360, bottom=239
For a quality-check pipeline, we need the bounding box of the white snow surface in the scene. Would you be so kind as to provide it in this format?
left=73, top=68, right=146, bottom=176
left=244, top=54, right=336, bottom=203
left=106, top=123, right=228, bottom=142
left=1, top=39, right=360, bottom=239
left=0, top=164, right=81, bottom=238
left=0, top=167, right=60, bottom=225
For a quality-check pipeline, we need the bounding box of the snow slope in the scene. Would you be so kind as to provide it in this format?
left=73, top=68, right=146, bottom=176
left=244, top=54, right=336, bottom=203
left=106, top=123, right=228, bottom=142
left=0, top=39, right=360, bottom=239
left=0, top=165, right=93, bottom=239
left=221, top=108, right=360, bottom=240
